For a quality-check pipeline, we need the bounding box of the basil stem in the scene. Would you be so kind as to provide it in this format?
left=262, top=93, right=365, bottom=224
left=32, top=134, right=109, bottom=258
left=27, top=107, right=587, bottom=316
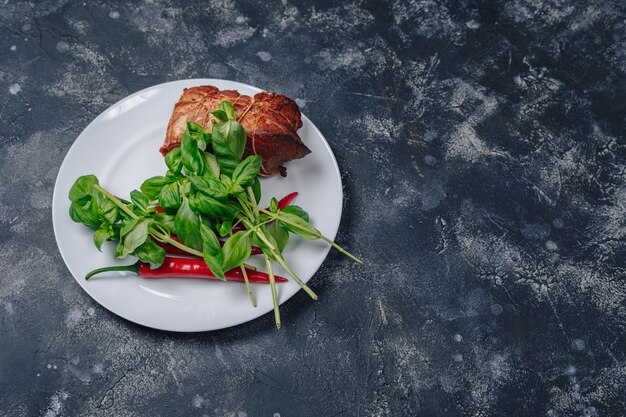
left=265, top=254, right=280, bottom=329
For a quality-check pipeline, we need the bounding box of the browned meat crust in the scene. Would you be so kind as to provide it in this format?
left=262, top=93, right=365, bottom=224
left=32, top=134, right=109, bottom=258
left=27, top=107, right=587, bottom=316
left=160, top=86, right=310, bottom=176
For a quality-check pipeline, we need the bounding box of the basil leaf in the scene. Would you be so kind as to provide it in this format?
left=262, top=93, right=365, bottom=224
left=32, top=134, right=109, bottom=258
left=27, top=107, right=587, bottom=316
left=141, top=176, right=168, bottom=199
left=152, top=212, right=175, bottom=233
left=232, top=155, right=262, bottom=187
left=251, top=230, right=279, bottom=259
left=211, top=109, right=229, bottom=122
left=266, top=221, right=288, bottom=253
left=251, top=177, right=261, bottom=204
left=189, top=193, right=234, bottom=219
left=200, top=224, right=225, bottom=279
left=93, top=227, right=113, bottom=251
left=281, top=205, right=310, bottom=222
left=215, top=121, right=246, bottom=159
left=196, top=133, right=211, bottom=151
left=165, top=147, right=183, bottom=175
left=69, top=175, right=99, bottom=203
left=189, top=176, right=229, bottom=201
left=221, top=176, right=244, bottom=196
left=134, top=237, right=166, bottom=269
left=269, top=197, right=278, bottom=213
left=116, top=218, right=151, bottom=258
left=201, top=152, right=220, bottom=178
left=187, top=121, right=206, bottom=134
left=211, top=127, right=240, bottom=176
left=174, top=197, right=203, bottom=250
left=98, top=197, right=119, bottom=224
left=221, top=231, right=251, bottom=271
left=217, top=219, right=233, bottom=237
left=69, top=201, right=101, bottom=227
left=130, top=189, right=150, bottom=215
left=181, top=130, right=204, bottom=176
left=277, top=212, right=320, bottom=240
left=159, top=182, right=181, bottom=212
left=219, top=101, right=237, bottom=120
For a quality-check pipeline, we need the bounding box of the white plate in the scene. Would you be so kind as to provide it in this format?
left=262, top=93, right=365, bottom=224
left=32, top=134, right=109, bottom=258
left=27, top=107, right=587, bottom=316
left=52, top=79, right=342, bottom=332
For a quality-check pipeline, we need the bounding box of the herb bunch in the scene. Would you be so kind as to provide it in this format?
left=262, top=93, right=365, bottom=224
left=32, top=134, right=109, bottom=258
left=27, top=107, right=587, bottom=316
left=68, top=101, right=362, bottom=328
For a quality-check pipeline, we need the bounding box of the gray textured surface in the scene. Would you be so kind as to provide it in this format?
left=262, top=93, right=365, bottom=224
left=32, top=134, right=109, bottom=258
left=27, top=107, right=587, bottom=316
left=1, top=0, right=626, bottom=416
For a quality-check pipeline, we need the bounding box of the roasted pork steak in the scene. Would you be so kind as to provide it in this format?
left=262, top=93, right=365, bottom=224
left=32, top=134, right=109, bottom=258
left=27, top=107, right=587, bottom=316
left=160, top=86, right=311, bottom=176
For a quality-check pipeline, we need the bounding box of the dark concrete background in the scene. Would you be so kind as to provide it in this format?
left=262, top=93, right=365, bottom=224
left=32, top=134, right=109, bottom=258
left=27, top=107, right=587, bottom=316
left=1, top=0, right=625, bottom=416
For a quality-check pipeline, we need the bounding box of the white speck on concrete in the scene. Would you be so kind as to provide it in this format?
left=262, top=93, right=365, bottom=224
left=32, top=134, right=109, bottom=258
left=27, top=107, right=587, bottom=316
left=491, top=304, right=503, bottom=315
left=466, top=19, right=480, bottom=29
left=566, top=365, right=577, bottom=375
left=87, top=307, right=95, bottom=316
left=10, top=45, right=17, bottom=51
left=424, top=130, right=437, bottom=142
left=43, top=391, right=68, bottom=417
left=295, top=98, right=306, bottom=108
left=257, top=51, right=272, bottom=62
left=56, top=41, right=70, bottom=53
left=47, top=364, right=52, bottom=369
left=9, top=83, right=21, bottom=95
left=66, top=308, right=84, bottom=327
left=545, top=240, right=558, bottom=251
left=274, top=413, right=281, bottom=417
left=452, top=353, right=463, bottom=362
left=109, top=11, right=120, bottom=19
left=572, top=338, right=585, bottom=351
left=3, top=302, right=14, bottom=315
left=453, top=334, right=463, bottom=342
left=192, top=394, right=203, bottom=408
left=53, top=365, right=57, bottom=370
left=423, top=155, right=438, bottom=166
left=235, top=16, right=246, bottom=24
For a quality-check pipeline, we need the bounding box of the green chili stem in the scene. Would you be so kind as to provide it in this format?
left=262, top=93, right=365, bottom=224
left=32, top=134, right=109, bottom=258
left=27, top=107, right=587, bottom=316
left=85, top=262, right=139, bottom=280
left=265, top=255, right=281, bottom=329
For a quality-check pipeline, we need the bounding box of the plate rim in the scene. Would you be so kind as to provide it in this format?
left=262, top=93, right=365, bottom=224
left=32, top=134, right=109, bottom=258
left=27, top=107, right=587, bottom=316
left=51, top=78, right=343, bottom=332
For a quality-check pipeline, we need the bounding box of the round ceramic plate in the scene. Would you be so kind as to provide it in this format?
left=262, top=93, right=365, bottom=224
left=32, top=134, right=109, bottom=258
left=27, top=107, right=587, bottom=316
left=52, top=79, right=342, bottom=332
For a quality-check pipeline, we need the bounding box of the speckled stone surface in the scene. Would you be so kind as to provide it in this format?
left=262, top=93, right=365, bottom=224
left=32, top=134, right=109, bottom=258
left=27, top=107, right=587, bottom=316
left=1, top=1, right=626, bottom=416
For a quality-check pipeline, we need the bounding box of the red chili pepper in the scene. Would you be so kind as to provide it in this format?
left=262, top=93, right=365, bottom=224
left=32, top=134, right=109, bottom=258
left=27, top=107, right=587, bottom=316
left=85, top=257, right=288, bottom=283
left=277, top=191, right=298, bottom=210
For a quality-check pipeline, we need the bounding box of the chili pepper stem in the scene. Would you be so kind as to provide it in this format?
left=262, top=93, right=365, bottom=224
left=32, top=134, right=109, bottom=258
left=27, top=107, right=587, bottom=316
left=86, top=262, right=140, bottom=280
left=265, top=255, right=281, bottom=329
left=240, top=264, right=257, bottom=307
